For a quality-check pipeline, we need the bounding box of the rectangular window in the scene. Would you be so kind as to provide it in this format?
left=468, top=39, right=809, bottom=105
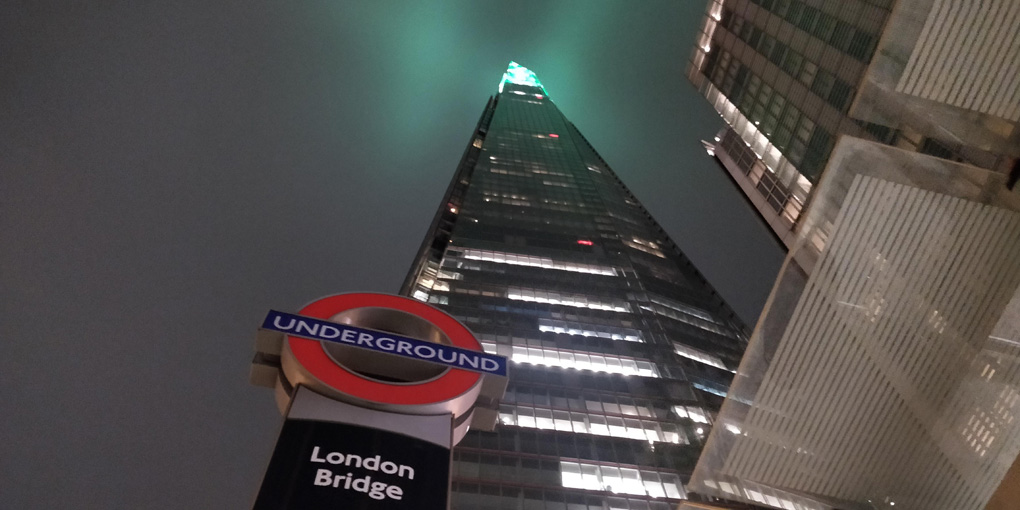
left=812, top=13, right=836, bottom=41
left=827, top=79, right=854, bottom=112
left=862, top=121, right=894, bottom=143
left=780, top=105, right=800, bottom=131
left=729, top=15, right=744, bottom=36
left=781, top=50, right=803, bottom=76
left=798, top=61, right=817, bottom=86
left=795, top=116, right=815, bottom=144
left=801, top=127, right=833, bottom=178
left=763, top=95, right=784, bottom=134
left=769, top=42, right=788, bottom=66
left=919, top=138, right=956, bottom=160
left=773, top=126, right=793, bottom=148
left=769, top=95, right=786, bottom=119
left=829, top=20, right=854, bottom=52
left=739, top=20, right=754, bottom=42
left=559, top=462, right=687, bottom=499
left=773, top=106, right=799, bottom=148
left=847, top=31, right=875, bottom=61
left=675, top=343, right=729, bottom=371
left=797, top=6, right=818, bottom=32
left=759, top=35, right=776, bottom=57
left=785, top=1, right=803, bottom=24
left=719, top=7, right=733, bottom=28
left=787, top=138, right=807, bottom=165
left=772, top=0, right=791, bottom=17
left=747, top=27, right=762, bottom=48
left=810, top=69, right=834, bottom=98
left=807, top=127, right=832, bottom=154
left=745, top=74, right=761, bottom=104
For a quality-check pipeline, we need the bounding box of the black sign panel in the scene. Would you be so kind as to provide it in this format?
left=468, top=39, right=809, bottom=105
left=254, top=419, right=451, bottom=510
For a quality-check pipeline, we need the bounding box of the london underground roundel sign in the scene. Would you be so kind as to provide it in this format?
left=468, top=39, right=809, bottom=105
left=280, top=293, right=485, bottom=411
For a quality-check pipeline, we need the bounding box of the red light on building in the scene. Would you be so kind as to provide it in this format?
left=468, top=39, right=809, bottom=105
left=576, top=239, right=593, bottom=246
left=548, top=133, right=559, bottom=138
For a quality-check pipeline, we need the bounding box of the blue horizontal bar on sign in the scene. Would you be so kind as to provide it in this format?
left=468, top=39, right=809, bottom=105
left=261, top=310, right=507, bottom=377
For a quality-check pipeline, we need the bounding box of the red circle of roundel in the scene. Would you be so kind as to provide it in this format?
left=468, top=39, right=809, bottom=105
left=287, top=293, right=483, bottom=406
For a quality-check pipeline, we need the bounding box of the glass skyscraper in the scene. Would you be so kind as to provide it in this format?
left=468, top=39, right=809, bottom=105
left=400, top=62, right=751, bottom=510
left=687, top=0, right=1018, bottom=248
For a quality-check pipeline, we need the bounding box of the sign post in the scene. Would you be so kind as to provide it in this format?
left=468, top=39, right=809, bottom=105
left=254, top=389, right=452, bottom=510
left=249, top=293, right=507, bottom=510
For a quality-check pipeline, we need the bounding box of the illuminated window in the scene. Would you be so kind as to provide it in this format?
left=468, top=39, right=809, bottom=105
left=458, top=248, right=616, bottom=276
left=542, top=180, right=573, bottom=188
left=437, top=270, right=463, bottom=280
left=673, top=405, right=712, bottom=424
left=537, top=318, right=643, bottom=342
left=623, top=238, right=665, bottom=258
left=507, top=287, right=632, bottom=313
left=488, top=167, right=532, bottom=178
left=499, top=404, right=685, bottom=444
left=644, top=296, right=738, bottom=338
left=692, top=381, right=727, bottom=398
left=504, top=343, right=658, bottom=377
left=560, top=461, right=686, bottom=499
left=674, top=343, right=730, bottom=371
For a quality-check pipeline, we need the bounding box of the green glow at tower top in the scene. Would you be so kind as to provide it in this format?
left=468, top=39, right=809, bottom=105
left=498, top=61, right=548, bottom=95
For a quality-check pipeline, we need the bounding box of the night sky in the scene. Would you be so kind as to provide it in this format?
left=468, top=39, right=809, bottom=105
left=2, top=2, right=784, bottom=508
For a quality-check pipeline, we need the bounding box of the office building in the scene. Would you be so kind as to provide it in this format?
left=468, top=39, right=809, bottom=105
left=689, top=137, right=1020, bottom=510
left=401, top=62, right=753, bottom=510
left=686, top=0, right=1019, bottom=248
left=685, top=2, right=1020, bottom=508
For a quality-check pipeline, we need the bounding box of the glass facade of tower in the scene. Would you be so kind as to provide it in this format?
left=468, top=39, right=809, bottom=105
left=688, top=0, right=898, bottom=233
left=686, top=0, right=1009, bottom=247
left=401, top=63, right=750, bottom=510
